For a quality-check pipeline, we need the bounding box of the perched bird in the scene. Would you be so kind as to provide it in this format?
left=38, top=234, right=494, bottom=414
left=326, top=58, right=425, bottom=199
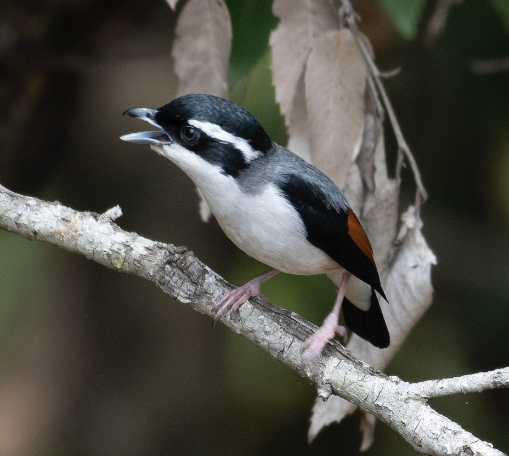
left=121, top=93, right=390, bottom=358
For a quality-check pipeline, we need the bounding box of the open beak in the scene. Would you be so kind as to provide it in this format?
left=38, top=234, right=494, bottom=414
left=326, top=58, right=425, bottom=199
left=120, top=108, right=173, bottom=145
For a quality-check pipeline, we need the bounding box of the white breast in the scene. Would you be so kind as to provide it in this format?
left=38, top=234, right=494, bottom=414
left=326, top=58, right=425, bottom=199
left=213, top=183, right=339, bottom=275
left=154, top=143, right=339, bottom=275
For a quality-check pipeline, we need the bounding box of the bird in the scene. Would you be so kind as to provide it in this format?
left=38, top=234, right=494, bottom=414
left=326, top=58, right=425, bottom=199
left=120, top=93, right=390, bottom=358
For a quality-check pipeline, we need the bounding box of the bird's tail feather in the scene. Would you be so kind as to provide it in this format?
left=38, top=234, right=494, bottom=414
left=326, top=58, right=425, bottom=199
left=342, top=289, right=390, bottom=348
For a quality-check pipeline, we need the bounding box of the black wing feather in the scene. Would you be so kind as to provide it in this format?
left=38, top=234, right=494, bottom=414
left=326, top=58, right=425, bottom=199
left=279, top=174, right=385, bottom=297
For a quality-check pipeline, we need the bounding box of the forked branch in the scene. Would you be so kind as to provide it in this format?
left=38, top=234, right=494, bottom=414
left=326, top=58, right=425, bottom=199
left=0, top=184, right=505, bottom=456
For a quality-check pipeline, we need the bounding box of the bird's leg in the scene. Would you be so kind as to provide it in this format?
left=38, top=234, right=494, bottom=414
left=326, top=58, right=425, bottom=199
left=303, top=271, right=351, bottom=361
left=214, top=269, right=280, bottom=323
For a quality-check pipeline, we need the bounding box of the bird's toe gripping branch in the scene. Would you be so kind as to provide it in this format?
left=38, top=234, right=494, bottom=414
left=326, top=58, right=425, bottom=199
left=303, top=315, right=347, bottom=362
left=213, top=269, right=280, bottom=324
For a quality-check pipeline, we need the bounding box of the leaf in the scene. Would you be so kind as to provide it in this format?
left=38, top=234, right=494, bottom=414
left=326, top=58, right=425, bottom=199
left=286, top=72, right=312, bottom=163
left=309, top=206, right=436, bottom=446
left=488, top=0, right=509, bottom=33
left=165, top=0, right=180, bottom=11
left=379, top=0, right=426, bottom=39
left=341, top=164, right=363, bottom=213
left=305, top=28, right=367, bottom=188
left=270, top=0, right=339, bottom=124
left=172, top=0, right=232, bottom=221
left=358, top=80, right=400, bottom=265
left=363, top=142, right=400, bottom=265
left=172, top=0, right=232, bottom=98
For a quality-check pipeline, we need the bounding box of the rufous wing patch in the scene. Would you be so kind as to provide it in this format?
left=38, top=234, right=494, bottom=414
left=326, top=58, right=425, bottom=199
left=346, top=208, right=375, bottom=266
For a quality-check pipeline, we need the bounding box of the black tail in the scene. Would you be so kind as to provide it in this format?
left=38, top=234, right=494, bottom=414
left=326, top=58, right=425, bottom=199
left=342, top=289, right=390, bottom=348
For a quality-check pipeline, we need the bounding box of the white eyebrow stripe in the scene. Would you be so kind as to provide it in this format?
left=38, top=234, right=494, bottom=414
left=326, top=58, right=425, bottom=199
left=188, top=119, right=260, bottom=161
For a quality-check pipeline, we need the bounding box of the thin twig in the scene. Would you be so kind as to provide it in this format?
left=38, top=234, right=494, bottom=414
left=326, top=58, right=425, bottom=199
left=409, top=367, right=509, bottom=399
left=338, top=0, right=428, bottom=214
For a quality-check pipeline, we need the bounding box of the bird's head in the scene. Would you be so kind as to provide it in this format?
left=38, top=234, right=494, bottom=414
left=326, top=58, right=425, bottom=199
left=121, top=94, right=272, bottom=177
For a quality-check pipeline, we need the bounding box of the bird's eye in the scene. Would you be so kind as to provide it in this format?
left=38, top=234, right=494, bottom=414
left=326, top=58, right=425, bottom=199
left=180, top=126, right=201, bottom=145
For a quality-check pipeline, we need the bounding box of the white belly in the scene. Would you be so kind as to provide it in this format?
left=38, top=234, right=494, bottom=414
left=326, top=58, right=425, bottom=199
left=203, top=182, right=338, bottom=275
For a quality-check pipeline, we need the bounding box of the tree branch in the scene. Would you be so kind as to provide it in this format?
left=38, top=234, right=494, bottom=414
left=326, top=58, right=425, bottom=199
left=0, top=184, right=506, bottom=456
left=409, top=368, right=509, bottom=399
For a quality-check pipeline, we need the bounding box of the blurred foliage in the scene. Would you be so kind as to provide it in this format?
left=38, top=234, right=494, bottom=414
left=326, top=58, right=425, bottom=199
left=0, top=234, right=41, bottom=342
left=488, top=0, right=509, bottom=32
left=380, top=0, right=509, bottom=38
left=230, top=51, right=286, bottom=145
left=378, top=0, right=426, bottom=39
left=225, top=0, right=277, bottom=74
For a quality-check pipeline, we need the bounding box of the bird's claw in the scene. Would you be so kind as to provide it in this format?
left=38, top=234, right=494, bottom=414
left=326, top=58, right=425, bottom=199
left=213, top=280, right=268, bottom=325
left=302, top=314, right=347, bottom=362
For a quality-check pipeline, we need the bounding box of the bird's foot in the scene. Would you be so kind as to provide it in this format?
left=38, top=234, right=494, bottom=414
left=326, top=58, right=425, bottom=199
left=213, top=269, right=279, bottom=324
left=303, top=313, right=346, bottom=362
left=214, top=279, right=268, bottom=324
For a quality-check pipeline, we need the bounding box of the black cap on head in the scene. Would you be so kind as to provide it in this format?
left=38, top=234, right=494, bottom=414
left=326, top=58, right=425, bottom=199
left=155, top=94, right=272, bottom=154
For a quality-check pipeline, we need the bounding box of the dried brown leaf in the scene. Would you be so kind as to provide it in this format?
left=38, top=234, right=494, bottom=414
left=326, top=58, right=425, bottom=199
left=359, top=412, right=377, bottom=451
left=344, top=78, right=399, bottom=266
left=341, top=163, right=363, bottom=212
left=379, top=207, right=437, bottom=352
left=305, top=28, right=367, bottom=188
left=172, top=0, right=231, bottom=98
left=286, top=73, right=312, bottom=162
left=165, top=0, right=180, bottom=11
left=362, top=138, right=400, bottom=265
left=270, top=0, right=338, bottom=122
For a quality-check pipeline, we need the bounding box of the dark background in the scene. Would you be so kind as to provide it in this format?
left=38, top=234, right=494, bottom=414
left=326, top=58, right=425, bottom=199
left=1, top=0, right=508, bottom=455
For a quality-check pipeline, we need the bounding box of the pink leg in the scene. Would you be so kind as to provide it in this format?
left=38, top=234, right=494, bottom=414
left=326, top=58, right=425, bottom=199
left=214, top=269, right=280, bottom=323
left=303, top=272, right=351, bottom=361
